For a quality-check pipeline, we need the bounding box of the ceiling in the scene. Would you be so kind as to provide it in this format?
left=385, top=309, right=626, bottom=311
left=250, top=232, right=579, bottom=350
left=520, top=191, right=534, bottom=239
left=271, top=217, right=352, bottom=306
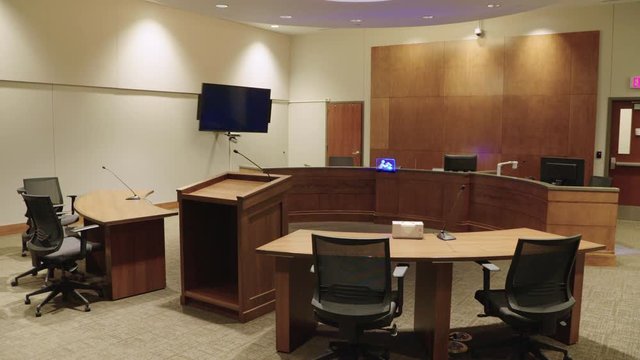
left=146, top=0, right=609, bottom=34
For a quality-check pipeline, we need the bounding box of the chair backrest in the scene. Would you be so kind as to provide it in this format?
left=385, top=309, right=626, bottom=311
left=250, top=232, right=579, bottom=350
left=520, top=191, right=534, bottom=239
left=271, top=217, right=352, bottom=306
left=23, top=177, right=64, bottom=206
left=328, top=156, right=355, bottom=167
left=312, top=234, right=391, bottom=306
left=588, top=175, right=613, bottom=187
left=21, top=194, right=65, bottom=256
left=506, top=235, right=581, bottom=334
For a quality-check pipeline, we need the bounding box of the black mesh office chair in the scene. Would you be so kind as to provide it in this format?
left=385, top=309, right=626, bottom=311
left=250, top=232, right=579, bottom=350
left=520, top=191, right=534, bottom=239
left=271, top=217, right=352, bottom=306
left=21, top=194, right=102, bottom=317
left=21, top=177, right=79, bottom=252
left=473, top=235, right=581, bottom=360
left=11, top=178, right=79, bottom=286
left=328, top=156, right=355, bottom=166
left=588, top=175, right=613, bottom=187
left=311, top=234, right=408, bottom=360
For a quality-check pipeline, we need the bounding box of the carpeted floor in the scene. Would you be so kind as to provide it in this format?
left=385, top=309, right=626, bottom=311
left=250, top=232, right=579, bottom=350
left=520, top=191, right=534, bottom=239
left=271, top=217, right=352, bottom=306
left=1, top=217, right=639, bottom=359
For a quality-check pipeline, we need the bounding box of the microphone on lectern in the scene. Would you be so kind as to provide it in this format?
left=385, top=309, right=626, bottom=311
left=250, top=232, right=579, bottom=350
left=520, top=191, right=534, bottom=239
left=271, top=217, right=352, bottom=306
left=102, top=165, right=140, bottom=200
left=437, top=184, right=466, bottom=241
left=232, top=150, right=272, bottom=180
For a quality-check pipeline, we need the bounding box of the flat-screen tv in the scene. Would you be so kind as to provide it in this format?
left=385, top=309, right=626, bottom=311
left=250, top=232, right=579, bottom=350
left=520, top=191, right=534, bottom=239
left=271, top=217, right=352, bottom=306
left=444, top=154, right=477, bottom=172
left=197, top=83, right=271, bottom=133
left=540, top=156, right=585, bottom=186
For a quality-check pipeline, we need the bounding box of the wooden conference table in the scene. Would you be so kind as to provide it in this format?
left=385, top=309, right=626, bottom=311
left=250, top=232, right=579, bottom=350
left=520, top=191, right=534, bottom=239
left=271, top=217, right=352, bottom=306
left=74, top=189, right=178, bottom=300
left=257, top=227, right=605, bottom=360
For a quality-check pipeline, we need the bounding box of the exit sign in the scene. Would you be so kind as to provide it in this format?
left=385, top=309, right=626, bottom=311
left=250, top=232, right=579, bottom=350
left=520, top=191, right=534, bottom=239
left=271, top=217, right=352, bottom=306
left=632, top=76, right=640, bottom=89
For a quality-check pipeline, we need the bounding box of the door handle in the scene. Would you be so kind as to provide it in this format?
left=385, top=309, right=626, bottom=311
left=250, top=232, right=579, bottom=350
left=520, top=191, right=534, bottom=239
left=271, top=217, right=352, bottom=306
left=610, top=157, right=616, bottom=170
left=352, top=150, right=360, bottom=155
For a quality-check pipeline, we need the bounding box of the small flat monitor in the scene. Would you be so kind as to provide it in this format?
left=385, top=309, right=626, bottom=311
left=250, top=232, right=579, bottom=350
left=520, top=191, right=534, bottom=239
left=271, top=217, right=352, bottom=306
left=540, top=156, right=585, bottom=186
left=375, top=158, right=396, bottom=172
left=444, top=154, right=477, bottom=172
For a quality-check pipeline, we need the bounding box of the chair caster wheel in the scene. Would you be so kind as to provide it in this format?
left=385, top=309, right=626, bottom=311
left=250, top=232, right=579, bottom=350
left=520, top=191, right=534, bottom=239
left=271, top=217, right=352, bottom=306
left=11, top=279, right=17, bottom=287
left=35, top=311, right=41, bottom=317
left=84, top=305, right=91, bottom=312
left=21, top=252, right=27, bottom=257
left=25, top=298, right=31, bottom=305
left=563, top=356, right=572, bottom=360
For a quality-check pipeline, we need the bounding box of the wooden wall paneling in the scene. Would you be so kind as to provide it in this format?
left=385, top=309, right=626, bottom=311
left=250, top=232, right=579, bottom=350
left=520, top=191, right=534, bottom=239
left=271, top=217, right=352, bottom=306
left=370, top=98, right=390, bottom=149
left=369, top=149, right=444, bottom=170
left=569, top=95, right=597, bottom=180
left=390, top=42, right=444, bottom=97
left=375, top=174, right=400, bottom=218
left=502, top=95, right=571, bottom=156
left=468, top=174, right=548, bottom=230
left=498, top=154, right=543, bottom=180
left=568, top=31, right=600, bottom=95
left=389, top=97, right=445, bottom=151
left=371, top=46, right=392, bottom=98
left=443, top=96, right=503, bottom=155
left=504, top=34, right=572, bottom=96
left=546, top=189, right=618, bottom=266
left=395, top=175, right=447, bottom=226
left=443, top=39, right=504, bottom=96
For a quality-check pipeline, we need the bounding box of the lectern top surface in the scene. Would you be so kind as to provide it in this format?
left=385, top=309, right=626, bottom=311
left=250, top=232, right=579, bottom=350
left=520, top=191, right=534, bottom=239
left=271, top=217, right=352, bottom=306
left=188, top=179, right=267, bottom=201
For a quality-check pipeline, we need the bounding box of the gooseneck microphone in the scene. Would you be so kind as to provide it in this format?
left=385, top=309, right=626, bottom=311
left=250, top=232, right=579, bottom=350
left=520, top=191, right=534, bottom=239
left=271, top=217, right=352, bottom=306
left=102, top=165, right=140, bottom=200
left=437, top=184, right=466, bottom=241
left=232, top=150, right=272, bottom=180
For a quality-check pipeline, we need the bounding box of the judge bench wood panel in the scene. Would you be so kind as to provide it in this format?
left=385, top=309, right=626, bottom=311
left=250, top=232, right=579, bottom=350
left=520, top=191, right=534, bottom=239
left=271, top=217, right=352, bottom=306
left=370, top=31, right=599, bottom=181
left=268, top=167, right=617, bottom=266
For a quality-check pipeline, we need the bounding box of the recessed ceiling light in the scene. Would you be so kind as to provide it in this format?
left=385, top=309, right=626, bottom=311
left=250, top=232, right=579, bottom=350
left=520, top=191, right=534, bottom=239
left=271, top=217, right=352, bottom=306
left=327, top=0, right=389, bottom=2
left=280, top=15, right=293, bottom=19
left=215, top=4, right=228, bottom=9
left=350, top=19, right=363, bottom=23
left=487, top=3, right=501, bottom=8
left=422, top=15, right=434, bottom=20
left=270, top=24, right=280, bottom=28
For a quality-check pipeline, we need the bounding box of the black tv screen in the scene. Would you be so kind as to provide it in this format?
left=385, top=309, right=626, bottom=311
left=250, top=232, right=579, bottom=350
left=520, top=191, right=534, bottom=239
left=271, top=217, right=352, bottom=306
left=198, top=83, right=271, bottom=133
left=540, top=156, right=585, bottom=186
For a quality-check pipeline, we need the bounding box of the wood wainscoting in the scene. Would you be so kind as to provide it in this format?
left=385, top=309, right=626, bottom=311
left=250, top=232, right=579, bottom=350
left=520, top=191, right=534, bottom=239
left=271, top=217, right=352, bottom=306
left=269, top=167, right=618, bottom=266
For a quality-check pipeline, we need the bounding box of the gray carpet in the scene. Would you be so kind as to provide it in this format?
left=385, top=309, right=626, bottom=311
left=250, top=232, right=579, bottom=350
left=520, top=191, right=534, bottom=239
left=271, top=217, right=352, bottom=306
left=1, top=218, right=639, bottom=359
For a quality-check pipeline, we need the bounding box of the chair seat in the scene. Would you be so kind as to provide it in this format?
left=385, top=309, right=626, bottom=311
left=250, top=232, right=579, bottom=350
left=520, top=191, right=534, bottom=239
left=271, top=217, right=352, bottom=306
left=60, top=213, right=79, bottom=226
left=475, top=289, right=538, bottom=330
left=42, top=236, right=97, bottom=263
left=313, top=297, right=398, bottom=331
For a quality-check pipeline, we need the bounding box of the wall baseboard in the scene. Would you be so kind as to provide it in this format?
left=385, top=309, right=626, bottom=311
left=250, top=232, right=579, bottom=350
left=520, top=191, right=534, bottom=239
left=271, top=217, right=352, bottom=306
left=0, top=223, right=27, bottom=236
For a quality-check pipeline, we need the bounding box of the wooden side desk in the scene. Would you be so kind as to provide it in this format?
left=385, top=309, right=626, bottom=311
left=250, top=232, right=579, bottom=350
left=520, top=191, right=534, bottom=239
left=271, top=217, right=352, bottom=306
left=257, top=228, right=605, bottom=360
left=74, top=189, right=178, bottom=300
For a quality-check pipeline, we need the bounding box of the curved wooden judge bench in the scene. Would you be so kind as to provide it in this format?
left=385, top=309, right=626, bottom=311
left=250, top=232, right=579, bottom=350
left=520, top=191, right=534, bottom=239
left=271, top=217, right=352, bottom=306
left=268, top=167, right=618, bottom=266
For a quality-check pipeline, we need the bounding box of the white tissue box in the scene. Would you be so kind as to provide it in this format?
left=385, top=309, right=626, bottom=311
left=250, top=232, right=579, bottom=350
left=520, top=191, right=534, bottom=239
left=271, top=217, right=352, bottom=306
left=392, top=221, right=424, bottom=239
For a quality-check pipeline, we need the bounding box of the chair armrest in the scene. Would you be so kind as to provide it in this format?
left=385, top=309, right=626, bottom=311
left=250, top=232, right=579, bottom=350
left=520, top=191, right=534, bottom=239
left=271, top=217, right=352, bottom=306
left=475, top=260, right=500, bottom=291
left=67, top=195, right=77, bottom=215
left=16, top=187, right=26, bottom=195
left=393, top=263, right=409, bottom=278
left=393, top=263, right=410, bottom=316
left=69, top=224, right=99, bottom=258
left=70, top=224, right=99, bottom=233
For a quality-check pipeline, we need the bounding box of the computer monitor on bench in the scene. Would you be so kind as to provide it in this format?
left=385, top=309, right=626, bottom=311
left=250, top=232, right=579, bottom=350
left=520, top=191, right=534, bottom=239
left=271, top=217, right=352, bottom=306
left=540, top=156, right=585, bottom=186
left=444, top=154, right=477, bottom=172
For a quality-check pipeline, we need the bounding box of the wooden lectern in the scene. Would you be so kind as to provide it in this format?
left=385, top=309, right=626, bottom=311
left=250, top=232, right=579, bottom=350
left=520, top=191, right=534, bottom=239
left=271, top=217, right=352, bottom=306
left=176, top=172, right=291, bottom=322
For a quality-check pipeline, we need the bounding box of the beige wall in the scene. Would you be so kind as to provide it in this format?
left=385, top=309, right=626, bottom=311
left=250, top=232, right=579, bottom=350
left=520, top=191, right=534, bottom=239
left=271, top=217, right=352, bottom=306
left=288, top=2, right=640, bottom=174
left=0, top=0, right=290, bottom=225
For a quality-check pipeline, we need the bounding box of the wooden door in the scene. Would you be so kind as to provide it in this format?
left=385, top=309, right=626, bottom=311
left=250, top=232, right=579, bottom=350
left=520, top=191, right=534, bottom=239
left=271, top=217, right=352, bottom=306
left=608, top=99, right=640, bottom=205
left=326, top=102, right=363, bottom=166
